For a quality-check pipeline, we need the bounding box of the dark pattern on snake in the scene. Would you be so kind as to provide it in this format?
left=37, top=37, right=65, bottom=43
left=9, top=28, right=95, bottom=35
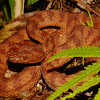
left=0, top=10, right=100, bottom=97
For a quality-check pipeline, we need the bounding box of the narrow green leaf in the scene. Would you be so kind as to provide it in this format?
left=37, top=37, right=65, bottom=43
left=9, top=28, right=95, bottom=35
left=3, top=5, right=9, bottom=22
left=27, top=0, right=39, bottom=6
left=82, top=10, right=94, bottom=27
left=48, top=46, right=100, bottom=62
left=0, top=18, right=3, bottom=23
left=8, top=0, right=14, bottom=20
left=93, top=88, right=100, bottom=100
left=61, top=75, right=100, bottom=99
left=47, top=61, right=100, bottom=100
left=87, top=10, right=94, bottom=27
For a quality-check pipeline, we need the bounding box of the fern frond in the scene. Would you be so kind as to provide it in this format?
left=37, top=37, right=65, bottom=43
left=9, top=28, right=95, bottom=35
left=60, top=75, right=100, bottom=100
left=47, top=61, right=100, bottom=100
left=93, top=88, right=100, bottom=100
left=48, top=46, right=100, bottom=62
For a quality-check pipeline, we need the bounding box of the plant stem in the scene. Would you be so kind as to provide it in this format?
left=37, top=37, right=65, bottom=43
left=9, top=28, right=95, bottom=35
left=14, top=0, right=25, bottom=18
left=75, top=0, right=100, bottom=16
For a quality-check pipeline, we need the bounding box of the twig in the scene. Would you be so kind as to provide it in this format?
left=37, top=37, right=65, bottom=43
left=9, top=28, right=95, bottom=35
left=75, top=0, right=100, bottom=16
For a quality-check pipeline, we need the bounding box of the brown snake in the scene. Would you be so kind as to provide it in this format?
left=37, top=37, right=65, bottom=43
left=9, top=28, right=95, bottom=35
left=0, top=10, right=100, bottom=97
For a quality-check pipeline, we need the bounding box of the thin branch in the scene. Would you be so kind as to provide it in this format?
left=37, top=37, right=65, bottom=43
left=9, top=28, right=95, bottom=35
left=75, top=0, right=100, bottom=16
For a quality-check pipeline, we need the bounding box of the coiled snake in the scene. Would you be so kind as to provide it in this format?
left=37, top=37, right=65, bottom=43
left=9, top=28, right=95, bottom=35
left=0, top=10, right=100, bottom=97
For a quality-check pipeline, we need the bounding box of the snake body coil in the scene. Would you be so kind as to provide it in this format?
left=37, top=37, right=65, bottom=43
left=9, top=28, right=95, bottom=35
left=0, top=10, right=100, bottom=97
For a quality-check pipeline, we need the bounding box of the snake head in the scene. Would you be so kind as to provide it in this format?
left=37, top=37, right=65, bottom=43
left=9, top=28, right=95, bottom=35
left=7, top=40, right=46, bottom=64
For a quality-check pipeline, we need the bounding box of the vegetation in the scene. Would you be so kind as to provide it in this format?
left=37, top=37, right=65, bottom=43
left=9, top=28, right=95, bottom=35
left=0, top=0, right=99, bottom=100
left=0, top=0, right=39, bottom=22
left=47, top=46, right=100, bottom=100
left=47, top=11, right=99, bottom=100
left=83, top=10, right=94, bottom=27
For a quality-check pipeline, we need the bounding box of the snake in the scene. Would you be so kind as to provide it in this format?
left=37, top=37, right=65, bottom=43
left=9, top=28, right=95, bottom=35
left=0, top=9, right=100, bottom=97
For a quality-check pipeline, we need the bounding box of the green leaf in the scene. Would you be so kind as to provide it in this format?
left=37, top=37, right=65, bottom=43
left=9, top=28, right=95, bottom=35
left=8, top=0, right=14, bottom=20
left=86, top=10, right=94, bottom=27
left=93, top=88, right=100, bottom=100
left=61, top=75, right=100, bottom=99
left=27, top=0, right=39, bottom=6
left=3, top=4, right=9, bottom=22
left=0, top=18, right=3, bottom=23
left=83, top=10, right=94, bottom=27
left=48, top=46, right=100, bottom=62
left=47, top=61, right=100, bottom=100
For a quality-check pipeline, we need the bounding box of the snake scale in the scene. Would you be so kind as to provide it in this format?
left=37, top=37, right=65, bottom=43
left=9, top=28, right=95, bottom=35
left=0, top=10, right=100, bottom=97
